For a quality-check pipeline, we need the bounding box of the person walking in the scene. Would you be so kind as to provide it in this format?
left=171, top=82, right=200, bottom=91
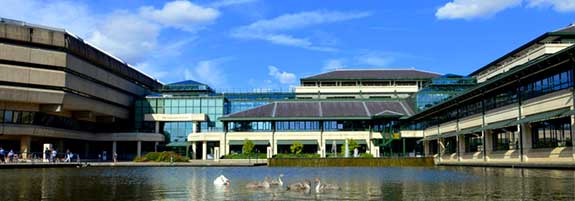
left=0, top=146, right=5, bottom=163
left=44, top=148, right=50, bottom=163
left=113, top=152, right=118, bottom=163
left=7, top=150, right=14, bottom=163
left=51, top=149, right=57, bottom=163
left=102, top=150, right=107, bottom=161
left=64, top=149, right=71, bottom=163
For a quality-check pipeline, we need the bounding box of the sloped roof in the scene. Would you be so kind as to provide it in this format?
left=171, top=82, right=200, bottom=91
left=301, top=69, right=441, bottom=80
left=167, top=80, right=208, bottom=86
left=220, top=100, right=414, bottom=121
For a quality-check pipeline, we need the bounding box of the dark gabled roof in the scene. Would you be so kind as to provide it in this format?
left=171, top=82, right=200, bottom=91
left=220, top=100, right=414, bottom=121
left=167, top=80, right=208, bottom=86
left=301, top=69, right=441, bottom=80
left=469, top=24, right=575, bottom=76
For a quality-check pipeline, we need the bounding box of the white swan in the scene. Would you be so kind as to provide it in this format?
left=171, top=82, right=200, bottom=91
left=270, top=174, right=284, bottom=186
left=287, top=179, right=311, bottom=191
left=245, top=176, right=271, bottom=189
left=314, top=177, right=340, bottom=193
left=213, top=175, right=230, bottom=186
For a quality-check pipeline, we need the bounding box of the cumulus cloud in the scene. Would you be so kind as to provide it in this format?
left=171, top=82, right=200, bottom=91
left=88, top=11, right=161, bottom=63
left=436, top=0, right=521, bottom=20
left=268, top=65, right=297, bottom=84
left=184, top=58, right=230, bottom=89
left=232, top=10, right=370, bottom=51
left=527, top=0, right=575, bottom=12
left=140, top=0, right=220, bottom=31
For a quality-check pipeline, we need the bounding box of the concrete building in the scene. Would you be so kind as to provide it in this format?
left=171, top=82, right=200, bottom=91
left=296, top=69, right=440, bottom=99
left=416, top=24, right=575, bottom=167
left=0, top=19, right=163, bottom=160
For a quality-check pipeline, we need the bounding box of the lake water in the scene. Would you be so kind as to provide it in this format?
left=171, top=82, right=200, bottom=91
left=0, top=166, right=574, bottom=200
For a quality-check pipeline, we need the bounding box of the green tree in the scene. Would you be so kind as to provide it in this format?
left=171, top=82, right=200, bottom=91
left=290, top=141, right=303, bottom=154
left=340, top=139, right=359, bottom=155
left=242, top=139, right=254, bottom=154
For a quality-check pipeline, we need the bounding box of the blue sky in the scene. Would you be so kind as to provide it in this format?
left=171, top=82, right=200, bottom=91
left=2, top=0, right=575, bottom=90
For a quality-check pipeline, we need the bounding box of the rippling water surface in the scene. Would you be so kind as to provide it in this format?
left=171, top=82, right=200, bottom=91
left=0, top=166, right=574, bottom=200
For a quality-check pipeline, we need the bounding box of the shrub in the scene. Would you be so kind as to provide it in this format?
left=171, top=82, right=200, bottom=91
left=133, top=151, right=190, bottom=162
left=360, top=153, right=374, bottom=158
left=242, top=139, right=254, bottom=154
left=290, top=141, right=303, bottom=154
left=340, top=139, right=359, bottom=155
left=222, top=153, right=267, bottom=159
left=274, top=153, right=320, bottom=158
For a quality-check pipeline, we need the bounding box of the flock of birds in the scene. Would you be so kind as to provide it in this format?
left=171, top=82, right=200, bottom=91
left=213, top=174, right=340, bottom=193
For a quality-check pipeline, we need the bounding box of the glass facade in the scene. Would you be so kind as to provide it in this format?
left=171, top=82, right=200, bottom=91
left=135, top=97, right=228, bottom=143
left=0, top=109, right=131, bottom=132
left=414, top=75, right=476, bottom=112
left=492, top=127, right=519, bottom=151
left=531, top=117, right=573, bottom=149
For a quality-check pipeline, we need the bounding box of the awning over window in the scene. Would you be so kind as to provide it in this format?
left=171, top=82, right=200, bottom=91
left=229, top=140, right=270, bottom=145
left=517, top=108, right=572, bottom=124
left=277, top=140, right=318, bottom=145
left=442, top=131, right=458, bottom=138
left=481, top=119, right=517, bottom=131
left=456, top=126, right=482, bottom=136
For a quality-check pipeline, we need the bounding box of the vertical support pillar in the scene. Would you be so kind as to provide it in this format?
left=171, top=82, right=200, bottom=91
left=20, top=136, right=31, bottom=160
left=521, top=123, right=532, bottom=162
left=571, top=113, right=575, bottom=161
left=155, top=121, right=160, bottom=133
left=319, top=139, right=326, bottom=158
left=136, top=141, right=142, bottom=158
left=154, top=142, right=158, bottom=152
left=423, top=141, right=430, bottom=157
left=202, top=141, right=207, bottom=160
left=57, top=140, right=64, bottom=153
left=191, top=142, right=197, bottom=160
left=112, top=141, right=117, bottom=156
left=458, top=135, right=465, bottom=162
left=402, top=138, right=406, bottom=157
left=192, top=122, right=197, bottom=134
left=273, top=139, right=278, bottom=155
left=484, top=130, right=492, bottom=162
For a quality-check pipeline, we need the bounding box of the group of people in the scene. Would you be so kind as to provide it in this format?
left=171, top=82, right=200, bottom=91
left=44, top=148, right=78, bottom=163
left=0, top=146, right=18, bottom=163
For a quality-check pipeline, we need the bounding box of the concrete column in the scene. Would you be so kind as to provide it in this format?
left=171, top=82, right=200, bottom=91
left=319, top=139, right=325, bottom=158
left=192, top=122, right=197, bottom=134
left=202, top=141, right=207, bottom=160
left=20, top=136, right=31, bottom=160
left=112, top=141, right=117, bottom=156
left=154, top=142, right=158, bottom=152
left=273, top=139, right=278, bottom=155
left=571, top=114, right=575, bottom=161
left=423, top=141, right=430, bottom=156
left=191, top=142, right=197, bottom=160
left=155, top=122, right=160, bottom=133
left=484, top=130, right=493, bottom=161
left=521, top=123, right=532, bottom=162
left=57, top=140, right=64, bottom=153
left=136, top=141, right=142, bottom=158
left=457, top=135, right=465, bottom=162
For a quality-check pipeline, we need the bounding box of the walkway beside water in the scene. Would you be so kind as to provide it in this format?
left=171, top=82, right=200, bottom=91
left=0, top=159, right=267, bottom=169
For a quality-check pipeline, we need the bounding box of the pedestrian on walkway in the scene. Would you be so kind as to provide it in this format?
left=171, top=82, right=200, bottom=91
left=64, top=149, right=71, bottom=162
left=44, top=148, right=50, bottom=163
left=113, top=152, right=118, bottom=163
left=7, top=150, right=14, bottom=163
left=51, top=149, right=57, bottom=163
left=0, top=146, right=5, bottom=163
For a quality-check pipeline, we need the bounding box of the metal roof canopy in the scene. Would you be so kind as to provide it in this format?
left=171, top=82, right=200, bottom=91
left=229, top=140, right=270, bottom=145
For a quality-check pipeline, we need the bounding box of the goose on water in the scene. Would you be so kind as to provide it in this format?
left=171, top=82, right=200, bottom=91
left=245, top=176, right=271, bottom=189
left=213, top=175, right=230, bottom=186
left=287, top=179, right=312, bottom=191
left=314, top=177, right=340, bottom=192
left=270, top=174, right=284, bottom=186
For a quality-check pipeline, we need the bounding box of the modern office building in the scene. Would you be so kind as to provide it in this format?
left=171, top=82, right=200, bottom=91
left=0, top=18, right=163, bottom=160
left=3, top=18, right=575, bottom=167
left=415, top=24, right=575, bottom=166
left=295, top=69, right=440, bottom=99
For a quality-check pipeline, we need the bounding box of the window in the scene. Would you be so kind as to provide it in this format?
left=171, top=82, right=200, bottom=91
left=444, top=137, right=457, bottom=154
left=323, top=120, right=369, bottom=131
left=521, top=68, right=573, bottom=100
left=302, top=82, right=316, bottom=86
left=341, top=82, right=356, bottom=86
left=320, top=82, right=336, bottom=86
left=531, top=117, right=573, bottom=148
left=4, top=111, right=13, bottom=123
left=362, top=81, right=390, bottom=86
left=465, top=134, right=483, bottom=152
left=396, top=81, right=417, bottom=86
left=492, top=127, right=519, bottom=151
left=0, top=110, right=3, bottom=123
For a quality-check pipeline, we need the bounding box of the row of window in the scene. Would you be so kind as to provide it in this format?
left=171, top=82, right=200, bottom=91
left=226, top=120, right=381, bottom=132
left=420, top=67, right=574, bottom=128
left=0, top=110, right=132, bottom=132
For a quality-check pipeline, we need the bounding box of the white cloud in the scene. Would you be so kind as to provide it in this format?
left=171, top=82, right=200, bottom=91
left=140, top=0, right=220, bottom=31
left=322, top=59, right=346, bottom=71
left=527, top=0, right=575, bottom=12
left=436, top=0, right=522, bottom=20
left=184, top=58, right=230, bottom=89
left=88, top=11, right=161, bottom=63
left=232, top=10, right=370, bottom=51
left=268, top=65, right=297, bottom=84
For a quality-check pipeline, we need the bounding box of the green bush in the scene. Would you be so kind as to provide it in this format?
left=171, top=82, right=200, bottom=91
left=340, top=139, right=359, bottom=156
left=133, top=151, right=190, bottom=162
left=242, top=139, right=255, bottom=154
left=274, top=153, right=320, bottom=158
left=360, top=153, right=374, bottom=158
left=222, top=153, right=267, bottom=159
left=290, top=141, right=303, bottom=154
